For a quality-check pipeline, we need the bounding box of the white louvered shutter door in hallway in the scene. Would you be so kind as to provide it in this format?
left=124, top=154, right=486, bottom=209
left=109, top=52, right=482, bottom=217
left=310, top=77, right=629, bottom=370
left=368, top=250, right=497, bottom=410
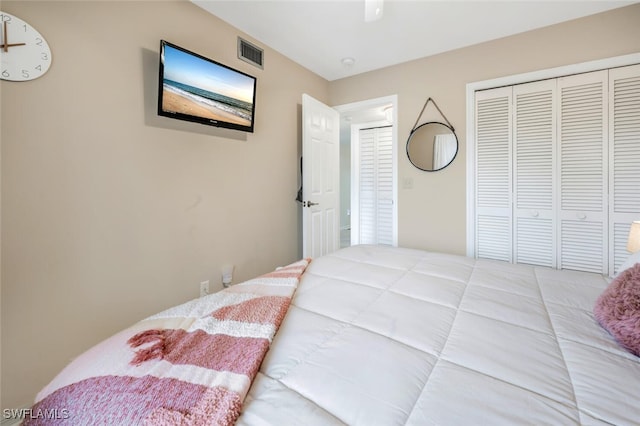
left=359, top=128, right=376, bottom=244
left=358, top=126, right=393, bottom=245
left=375, top=127, right=394, bottom=245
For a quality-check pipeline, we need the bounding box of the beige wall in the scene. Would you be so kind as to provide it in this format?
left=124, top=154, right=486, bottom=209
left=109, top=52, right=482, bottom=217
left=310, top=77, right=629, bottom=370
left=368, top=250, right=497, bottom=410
left=329, top=3, right=640, bottom=255
left=2, top=0, right=640, bottom=411
left=0, top=0, right=328, bottom=409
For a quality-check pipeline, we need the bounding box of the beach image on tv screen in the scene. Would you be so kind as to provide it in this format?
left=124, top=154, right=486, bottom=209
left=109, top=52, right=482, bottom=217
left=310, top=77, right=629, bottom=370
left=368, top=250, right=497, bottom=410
left=161, top=44, right=254, bottom=127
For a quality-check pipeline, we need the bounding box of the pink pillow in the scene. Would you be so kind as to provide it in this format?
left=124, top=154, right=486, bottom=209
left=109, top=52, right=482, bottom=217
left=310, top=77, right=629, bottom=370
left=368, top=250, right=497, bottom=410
left=594, top=263, right=640, bottom=357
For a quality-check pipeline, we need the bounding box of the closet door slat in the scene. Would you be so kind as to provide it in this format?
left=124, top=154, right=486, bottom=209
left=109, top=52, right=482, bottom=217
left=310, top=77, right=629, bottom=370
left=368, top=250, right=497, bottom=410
left=609, top=64, right=640, bottom=274
left=359, top=129, right=376, bottom=244
left=475, top=87, right=513, bottom=262
left=513, top=80, right=556, bottom=267
left=376, top=127, right=394, bottom=245
left=558, top=71, right=608, bottom=274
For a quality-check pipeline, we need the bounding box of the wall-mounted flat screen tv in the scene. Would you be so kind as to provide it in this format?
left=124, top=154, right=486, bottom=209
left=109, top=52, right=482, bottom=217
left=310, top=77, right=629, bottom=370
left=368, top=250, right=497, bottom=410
left=158, top=40, right=257, bottom=132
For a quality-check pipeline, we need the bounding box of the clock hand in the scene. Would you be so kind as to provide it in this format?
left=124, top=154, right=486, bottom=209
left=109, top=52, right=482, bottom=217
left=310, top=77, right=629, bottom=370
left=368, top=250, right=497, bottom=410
left=0, top=42, right=26, bottom=49
left=1, top=21, right=26, bottom=51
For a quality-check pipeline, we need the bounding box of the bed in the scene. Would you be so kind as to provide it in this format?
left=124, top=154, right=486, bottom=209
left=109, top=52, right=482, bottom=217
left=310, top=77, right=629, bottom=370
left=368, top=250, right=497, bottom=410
left=27, top=245, right=640, bottom=425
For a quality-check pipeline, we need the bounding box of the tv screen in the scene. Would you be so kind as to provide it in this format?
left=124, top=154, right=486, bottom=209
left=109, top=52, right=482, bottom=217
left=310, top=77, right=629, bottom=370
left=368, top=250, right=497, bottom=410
left=158, top=40, right=257, bottom=132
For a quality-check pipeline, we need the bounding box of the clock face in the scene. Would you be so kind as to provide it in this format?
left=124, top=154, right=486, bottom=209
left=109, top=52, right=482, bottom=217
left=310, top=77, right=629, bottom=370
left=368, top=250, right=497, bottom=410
left=0, top=11, right=52, bottom=81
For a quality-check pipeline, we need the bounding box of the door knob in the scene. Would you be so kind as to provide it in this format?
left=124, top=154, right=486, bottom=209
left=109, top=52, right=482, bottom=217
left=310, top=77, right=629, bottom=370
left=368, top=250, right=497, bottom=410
left=304, top=201, right=319, bottom=207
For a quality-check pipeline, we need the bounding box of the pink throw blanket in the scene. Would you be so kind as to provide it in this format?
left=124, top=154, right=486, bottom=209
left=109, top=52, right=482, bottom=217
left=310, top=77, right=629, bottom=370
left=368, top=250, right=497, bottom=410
left=25, top=259, right=310, bottom=425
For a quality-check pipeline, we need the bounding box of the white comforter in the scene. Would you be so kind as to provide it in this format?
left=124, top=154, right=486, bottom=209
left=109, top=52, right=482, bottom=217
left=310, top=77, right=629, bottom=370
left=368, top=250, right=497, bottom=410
left=238, top=245, right=640, bottom=425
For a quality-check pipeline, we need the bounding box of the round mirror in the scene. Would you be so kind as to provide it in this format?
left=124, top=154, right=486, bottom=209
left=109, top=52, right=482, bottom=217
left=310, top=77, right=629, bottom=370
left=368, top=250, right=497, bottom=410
left=406, top=121, right=458, bottom=171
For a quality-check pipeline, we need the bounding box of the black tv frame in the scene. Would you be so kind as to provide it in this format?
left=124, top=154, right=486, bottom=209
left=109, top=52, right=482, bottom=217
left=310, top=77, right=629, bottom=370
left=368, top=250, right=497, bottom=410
left=157, top=40, right=257, bottom=133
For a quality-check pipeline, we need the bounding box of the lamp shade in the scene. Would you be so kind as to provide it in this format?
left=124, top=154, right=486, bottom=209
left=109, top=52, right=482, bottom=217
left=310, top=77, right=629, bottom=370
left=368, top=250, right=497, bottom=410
left=627, top=221, right=640, bottom=253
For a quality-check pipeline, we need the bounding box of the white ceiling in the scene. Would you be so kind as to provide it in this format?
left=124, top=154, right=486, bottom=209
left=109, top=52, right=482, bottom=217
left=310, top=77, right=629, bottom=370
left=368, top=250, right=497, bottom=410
left=192, top=0, right=635, bottom=81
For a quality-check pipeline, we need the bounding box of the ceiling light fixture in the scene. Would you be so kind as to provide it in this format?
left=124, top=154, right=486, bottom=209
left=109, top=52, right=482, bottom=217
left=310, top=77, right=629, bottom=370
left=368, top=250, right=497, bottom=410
left=341, top=57, right=355, bottom=68
left=364, top=0, right=384, bottom=22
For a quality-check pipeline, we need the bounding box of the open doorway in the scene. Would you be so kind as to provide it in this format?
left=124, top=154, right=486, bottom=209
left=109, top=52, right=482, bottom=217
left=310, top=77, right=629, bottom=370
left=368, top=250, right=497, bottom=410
left=334, top=95, right=398, bottom=248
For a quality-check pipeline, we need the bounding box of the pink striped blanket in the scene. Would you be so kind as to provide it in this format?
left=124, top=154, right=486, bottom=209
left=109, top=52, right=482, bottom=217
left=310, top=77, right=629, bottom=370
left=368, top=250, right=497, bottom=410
left=26, top=259, right=310, bottom=425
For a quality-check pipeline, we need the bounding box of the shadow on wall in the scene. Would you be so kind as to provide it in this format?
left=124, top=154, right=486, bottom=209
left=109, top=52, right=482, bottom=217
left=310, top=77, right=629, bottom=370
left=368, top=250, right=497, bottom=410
left=141, top=47, right=247, bottom=141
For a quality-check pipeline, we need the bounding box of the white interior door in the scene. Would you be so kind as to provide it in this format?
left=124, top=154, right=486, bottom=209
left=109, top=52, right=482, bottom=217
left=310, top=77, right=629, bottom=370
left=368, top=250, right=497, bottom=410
left=302, top=94, right=340, bottom=258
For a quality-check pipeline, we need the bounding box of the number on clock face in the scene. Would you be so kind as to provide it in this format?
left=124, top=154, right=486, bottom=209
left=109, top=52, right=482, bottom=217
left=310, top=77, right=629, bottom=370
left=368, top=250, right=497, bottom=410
left=0, top=11, right=52, bottom=81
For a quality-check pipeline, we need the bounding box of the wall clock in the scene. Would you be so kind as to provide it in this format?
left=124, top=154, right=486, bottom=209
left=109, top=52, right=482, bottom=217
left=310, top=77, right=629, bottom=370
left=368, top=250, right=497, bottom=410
left=0, top=11, right=52, bottom=81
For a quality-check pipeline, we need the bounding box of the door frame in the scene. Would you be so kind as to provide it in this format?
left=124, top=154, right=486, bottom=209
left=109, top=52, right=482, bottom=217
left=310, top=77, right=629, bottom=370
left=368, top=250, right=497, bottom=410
left=334, top=94, right=398, bottom=247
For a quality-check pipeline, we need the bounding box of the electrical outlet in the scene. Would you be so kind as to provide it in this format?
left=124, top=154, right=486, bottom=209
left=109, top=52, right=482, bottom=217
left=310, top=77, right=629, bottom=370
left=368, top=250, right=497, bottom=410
left=200, top=280, right=209, bottom=297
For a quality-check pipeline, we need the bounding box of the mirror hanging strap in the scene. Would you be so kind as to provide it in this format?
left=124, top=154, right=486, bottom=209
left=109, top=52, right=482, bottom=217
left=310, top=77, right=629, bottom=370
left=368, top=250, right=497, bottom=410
left=412, top=97, right=454, bottom=132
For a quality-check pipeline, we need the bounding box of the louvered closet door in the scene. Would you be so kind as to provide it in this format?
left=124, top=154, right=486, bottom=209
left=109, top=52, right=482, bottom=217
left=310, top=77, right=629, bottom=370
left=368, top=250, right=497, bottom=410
left=475, top=87, right=513, bottom=262
left=375, top=127, right=394, bottom=245
left=609, top=64, right=640, bottom=274
left=359, top=126, right=393, bottom=245
left=359, top=128, right=376, bottom=244
left=513, top=80, right=556, bottom=267
left=557, top=71, right=608, bottom=274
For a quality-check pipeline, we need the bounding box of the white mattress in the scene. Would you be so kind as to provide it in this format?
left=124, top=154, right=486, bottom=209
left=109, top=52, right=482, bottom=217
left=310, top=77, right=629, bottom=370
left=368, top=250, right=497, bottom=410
left=238, top=245, right=640, bottom=425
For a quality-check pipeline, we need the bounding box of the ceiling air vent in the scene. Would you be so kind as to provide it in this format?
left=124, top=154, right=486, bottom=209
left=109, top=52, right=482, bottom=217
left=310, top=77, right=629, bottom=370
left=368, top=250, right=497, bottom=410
left=238, top=37, right=264, bottom=69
